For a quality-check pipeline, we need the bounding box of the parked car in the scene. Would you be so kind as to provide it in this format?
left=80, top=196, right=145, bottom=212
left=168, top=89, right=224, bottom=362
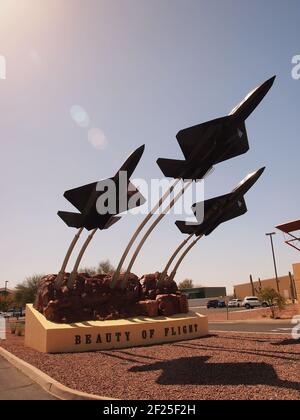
left=242, top=296, right=270, bottom=309
left=4, top=310, right=15, bottom=318
left=207, top=300, right=218, bottom=309
left=218, top=300, right=227, bottom=308
left=1, top=309, right=25, bottom=319
left=228, top=299, right=242, bottom=308
left=242, top=296, right=262, bottom=309
left=207, top=299, right=227, bottom=309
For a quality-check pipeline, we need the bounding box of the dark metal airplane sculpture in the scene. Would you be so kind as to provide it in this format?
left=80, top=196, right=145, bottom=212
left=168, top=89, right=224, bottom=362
left=56, top=145, right=146, bottom=289
left=116, top=77, right=275, bottom=285
left=157, top=77, right=275, bottom=180
left=58, top=144, right=145, bottom=230
left=159, top=167, right=265, bottom=283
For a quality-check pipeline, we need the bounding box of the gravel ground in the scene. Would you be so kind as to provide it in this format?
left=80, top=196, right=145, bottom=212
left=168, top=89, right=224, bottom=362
left=1, top=332, right=300, bottom=400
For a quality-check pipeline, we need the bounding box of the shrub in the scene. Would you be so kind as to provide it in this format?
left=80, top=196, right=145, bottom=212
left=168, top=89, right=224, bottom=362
left=257, top=287, right=286, bottom=319
left=15, top=324, right=24, bottom=337
left=14, top=274, right=44, bottom=307
left=178, top=279, right=194, bottom=290
left=97, top=260, right=115, bottom=275
left=10, top=323, right=17, bottom=334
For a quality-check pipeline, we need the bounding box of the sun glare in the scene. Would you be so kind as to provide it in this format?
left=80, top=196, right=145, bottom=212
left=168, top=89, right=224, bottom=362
left=0, top=0, right=45, bottom=31
left=0, top=0, right=27, bottom=18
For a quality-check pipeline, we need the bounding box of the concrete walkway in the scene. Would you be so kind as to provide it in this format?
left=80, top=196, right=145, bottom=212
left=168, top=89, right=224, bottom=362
left=0, top=356, right=57, bottom=400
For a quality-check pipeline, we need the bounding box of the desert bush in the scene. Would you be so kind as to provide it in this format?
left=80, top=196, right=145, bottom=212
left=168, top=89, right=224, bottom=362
left=178, top=279, right=194, bottom=290
left=257, top=287, right=286, bottom=319
left=14, top=274, right=44, bottom=307
left=15, top=323, right=24, bottom=337
left=10, top=323, right=17, bottom=334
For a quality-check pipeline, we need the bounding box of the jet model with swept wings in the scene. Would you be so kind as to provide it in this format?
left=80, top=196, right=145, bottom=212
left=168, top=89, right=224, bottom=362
left=157, top=77, right=275, bottom=180
left=58, top=145, right=146, bottom=230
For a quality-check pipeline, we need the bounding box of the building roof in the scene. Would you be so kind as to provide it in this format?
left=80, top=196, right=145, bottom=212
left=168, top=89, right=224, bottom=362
left=276, top=219, right=300, bottom=233
left=234, top=275, right=289, bottom=289
left=0, top=288, right=15, bottom=294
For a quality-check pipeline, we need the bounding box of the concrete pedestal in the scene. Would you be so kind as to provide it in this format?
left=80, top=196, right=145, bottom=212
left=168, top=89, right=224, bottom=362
left=25, top=304, right=209, bottom=354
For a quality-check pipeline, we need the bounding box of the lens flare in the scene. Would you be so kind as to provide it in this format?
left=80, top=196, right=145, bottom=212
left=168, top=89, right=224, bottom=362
left=70, top=105, right=91, bottom=128
left=88, top=127, right=108, bottom=150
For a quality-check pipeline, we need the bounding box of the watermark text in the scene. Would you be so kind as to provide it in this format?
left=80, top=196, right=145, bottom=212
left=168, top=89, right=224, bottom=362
left=292, top=315, right=300, bottom=340
left=0, top=55, right=6, bottom=80
left=292, top=55, right=300, bottom=80
left=0, top=315, right=6, bottom=340
left=95, top=172, right=205, bottom=222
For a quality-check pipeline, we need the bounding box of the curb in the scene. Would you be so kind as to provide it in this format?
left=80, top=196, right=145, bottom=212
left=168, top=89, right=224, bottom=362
left=0, top=347, right=116, bottom=400
left=208, top=319, right=293, bottom=325
left=210, top=330, right=292, bottom=336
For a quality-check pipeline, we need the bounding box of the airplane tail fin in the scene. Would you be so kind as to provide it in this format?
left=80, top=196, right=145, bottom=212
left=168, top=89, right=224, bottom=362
left=103, top=216, right=122, bottom=230
left=57, top=211, right=84, bottom=228
left=175, top=220, right=199, bottom=235
left=156, top=158, right=187, bottom=179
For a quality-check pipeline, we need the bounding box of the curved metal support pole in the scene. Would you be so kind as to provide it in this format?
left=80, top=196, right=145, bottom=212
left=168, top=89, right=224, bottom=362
left=120, top=180, right=193, bottom=287
left=158, top=233, right=194, bottom=286
left=169, top=235, right=203, bottom=282
left=111, top=178, right=180, bottom=286
left=67, top=228, right=98, bottom=289
left=55, top=227, right=84, bottom=289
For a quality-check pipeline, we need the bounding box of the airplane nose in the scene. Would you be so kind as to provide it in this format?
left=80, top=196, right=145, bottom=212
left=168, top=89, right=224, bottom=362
left=262, top=75, right=276, bottom=92
left=266, top=75, right=276, bottom=86
left=257, top=166, right=266, bottom=177
left=248, top=166, right=266, bottom=186
left=249, top=167, right=266, bottom=182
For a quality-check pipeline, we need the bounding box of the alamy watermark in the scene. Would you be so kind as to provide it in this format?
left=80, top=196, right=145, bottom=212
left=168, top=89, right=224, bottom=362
left=292, top=55, right=300, bottom=80
left=95, top=172, right=205, bottom=223
left=0, top=315, right=6, bottom=340
left=292, top=315, right=300, bottom=340
left=0, top=55, right=6, bottom=80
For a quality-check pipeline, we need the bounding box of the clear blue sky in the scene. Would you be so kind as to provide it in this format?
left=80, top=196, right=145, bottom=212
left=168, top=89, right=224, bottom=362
left=0, top=0, right=299, bottom=293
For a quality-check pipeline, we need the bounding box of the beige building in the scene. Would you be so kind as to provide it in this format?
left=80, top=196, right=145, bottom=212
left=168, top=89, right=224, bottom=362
left=293, top=263, right=300, bottom=311
left=234, top=218, right=300, bottom=312
left=234, top=274, right=297, bottom=301
left=276, top=220, right=300, bottom=313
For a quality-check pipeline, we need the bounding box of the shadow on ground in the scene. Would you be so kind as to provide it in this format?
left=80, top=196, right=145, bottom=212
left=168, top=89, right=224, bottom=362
left=129, top=356, right=300, bottom=391
left=272, top=338, right=300, bottom=346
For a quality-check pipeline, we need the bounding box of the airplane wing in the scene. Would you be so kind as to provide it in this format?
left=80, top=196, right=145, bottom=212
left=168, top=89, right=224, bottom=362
left=156, top=158, right=187, bottom=179
left=57, top=211, right=85, bottom=228
left=64, top=182, right=97, bottom=212
left=176, top=116, right=229, bottom=160
left=175, top=220, right=199, bottom=235
left=214, top=122, right=249, bottom=164
left=117, top=182, right=146, bottom=213
left=103, top=216, right=122, bottom=229
left=192, top=193, right=231, bottom=223
left=221, top=197, right=248, bottom=223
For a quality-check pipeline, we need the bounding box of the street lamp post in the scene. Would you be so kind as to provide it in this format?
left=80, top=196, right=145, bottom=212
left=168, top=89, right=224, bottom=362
left=265, top=232, right=280, bottom=293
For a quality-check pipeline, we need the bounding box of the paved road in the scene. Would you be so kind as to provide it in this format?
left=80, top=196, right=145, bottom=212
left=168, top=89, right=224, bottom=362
left=0, top=356, right=57, bottom=400
left=198, top=307, right=252, bottom=316
left=209, top=321, right=296, bottom=334
left=188, top=300, right=255, bottom=314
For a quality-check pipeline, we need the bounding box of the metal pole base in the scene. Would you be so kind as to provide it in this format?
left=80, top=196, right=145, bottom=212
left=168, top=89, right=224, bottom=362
left=55, top=272, right=66, bottom=290
left=67, top=271, right=78, bottom=289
